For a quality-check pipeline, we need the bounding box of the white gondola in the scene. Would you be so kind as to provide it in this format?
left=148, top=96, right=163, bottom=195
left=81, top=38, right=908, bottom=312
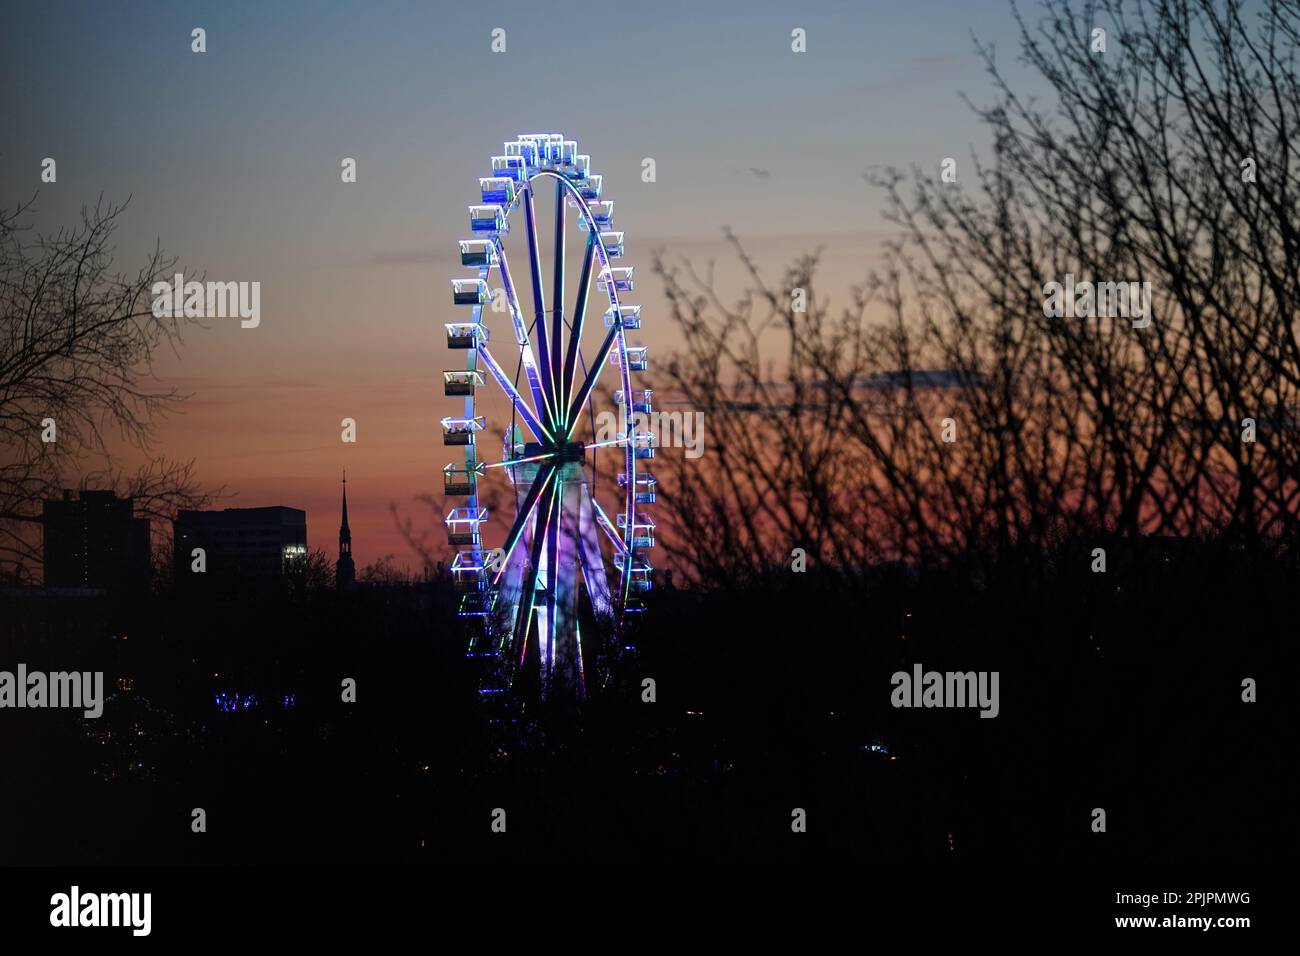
left=458, top=590, right=497, bottom=616
left=539, top=133, right=565, bottom=166
left=452, top=277, right=490, bottom=306
left=469, top=204, right=507, bottom=235
left=519, top=133, right=563, bottom=167
left=577, top=198, right=611, bottom=229
left=479, top=177, right=516, bottom=204
left=491, top=155, right=525, bottom=181
left=628, top=555, right=653, bottom=592
left=458, top=590, right=498, bottom=616
left=628, top=430, right=656, bottom=460
left=443, top=463, right=481, bottom=496
left=443, top=462, right=484, bottom=496
left=451, top=549, right=495, bottom=590
left=597, top=267, right=633, bottom=294
left=616, top=512, right=656, bottom=549
left=459, top=239, right=496, bottom=268
left=516, top=132, right=555, bottom=157
left=445, top=321, right=486, bottom=349
left=441, top=415, right=486, bottom=447
left=505, top=139, right=539, bottom=168
left=618, top=470, right=657, bottom=505
left=613, top=387, right=652, bottom=413
left=603, top=304, right=641, bottom=329
left=443, top=369, right=485, bottom=396
left=598, top=231, right=625, bottom=258
left=612, top=345, right=648, bottom=371
left=445, top=506, right=488, bottom=546
left=516, top=134, right=550, bottom=168
left=575, top=173, right=602, bottom=202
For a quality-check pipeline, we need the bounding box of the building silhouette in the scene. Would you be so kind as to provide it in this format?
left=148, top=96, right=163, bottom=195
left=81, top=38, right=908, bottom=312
left=336, top=472, right=356, bottom=591
left=173, top=506, right=307, bottom=585
left=42, top=489, right=150, bottom=592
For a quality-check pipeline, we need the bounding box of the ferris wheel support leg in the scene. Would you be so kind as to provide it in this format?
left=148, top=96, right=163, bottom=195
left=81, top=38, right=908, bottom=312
left=575, top=480, right=612, bottom=621
left=541, top=481, right=562, bottom=696
left=546, top=478, right=586, bottom=696
left=515, top=477, right=557, bottom=672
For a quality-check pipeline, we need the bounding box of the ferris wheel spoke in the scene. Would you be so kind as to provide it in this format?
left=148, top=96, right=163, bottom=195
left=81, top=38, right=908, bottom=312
left=563, top=323, right=620, bottom=440
left=481, top=450, right=555, bottom=470
left=515, top=476, right=558, bottom=664
left=561, top=231, right=597, bottom=430
left=522, top=183, right=557, bottom=424
left=550, top=178, right=566, bottom=420
left=491, top=466, right=554, bottom=587
left=492, top=239, right=555, bottom=428
left=589, top=497, right=629, bottom=561
left=476, top=344, right=549, bottom=442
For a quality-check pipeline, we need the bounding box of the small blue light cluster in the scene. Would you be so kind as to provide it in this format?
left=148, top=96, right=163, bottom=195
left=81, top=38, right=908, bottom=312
left=214, top=691, right=260, bottom=713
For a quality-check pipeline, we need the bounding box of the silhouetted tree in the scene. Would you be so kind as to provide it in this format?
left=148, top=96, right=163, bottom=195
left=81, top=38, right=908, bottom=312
left=0, top=196, right=216, bottom=583
left=655, top=0, right=1300, bottom=586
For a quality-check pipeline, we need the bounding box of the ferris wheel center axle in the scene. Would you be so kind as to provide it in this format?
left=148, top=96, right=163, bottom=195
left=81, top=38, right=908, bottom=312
left=555, top=441, right=587, bottom=465
left=524, top=440, right=587, bottom=465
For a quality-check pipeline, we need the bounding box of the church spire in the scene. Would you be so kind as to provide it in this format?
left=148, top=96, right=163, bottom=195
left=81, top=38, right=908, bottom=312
left=336, top=469, right=356, bottom=590
left=340, top=470, right=351, bottom=543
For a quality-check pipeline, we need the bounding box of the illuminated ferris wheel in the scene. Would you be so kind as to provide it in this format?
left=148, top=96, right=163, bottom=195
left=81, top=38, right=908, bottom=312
left=442, top=133, right=654, bottom=698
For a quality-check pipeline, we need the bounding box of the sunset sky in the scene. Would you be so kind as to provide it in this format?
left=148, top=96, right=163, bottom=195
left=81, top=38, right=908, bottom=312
left=2, top=0, right=1037, bottom=570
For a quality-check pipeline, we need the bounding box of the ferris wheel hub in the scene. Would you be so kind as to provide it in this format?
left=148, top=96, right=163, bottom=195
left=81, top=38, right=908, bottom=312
left=553, top=441, right=587, bottom=465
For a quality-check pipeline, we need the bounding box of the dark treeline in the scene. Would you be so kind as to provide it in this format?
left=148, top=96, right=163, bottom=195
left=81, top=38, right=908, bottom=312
left=2, top=532, right=1289, bottom=865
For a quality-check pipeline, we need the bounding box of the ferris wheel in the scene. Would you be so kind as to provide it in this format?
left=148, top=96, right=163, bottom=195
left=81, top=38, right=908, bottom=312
left=442, top=133, right=655, bottom=698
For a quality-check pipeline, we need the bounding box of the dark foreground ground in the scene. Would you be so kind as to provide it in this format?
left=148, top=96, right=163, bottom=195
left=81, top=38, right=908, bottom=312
left=1, top=538, right=1292, bottom=867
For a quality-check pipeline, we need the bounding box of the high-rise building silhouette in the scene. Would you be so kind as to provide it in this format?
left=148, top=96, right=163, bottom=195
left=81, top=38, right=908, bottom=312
left=173, top=506, right=307, bottom=585
left=42, top=489, right=151, bottom=592
left=336, top=471, right=356, bottom=590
